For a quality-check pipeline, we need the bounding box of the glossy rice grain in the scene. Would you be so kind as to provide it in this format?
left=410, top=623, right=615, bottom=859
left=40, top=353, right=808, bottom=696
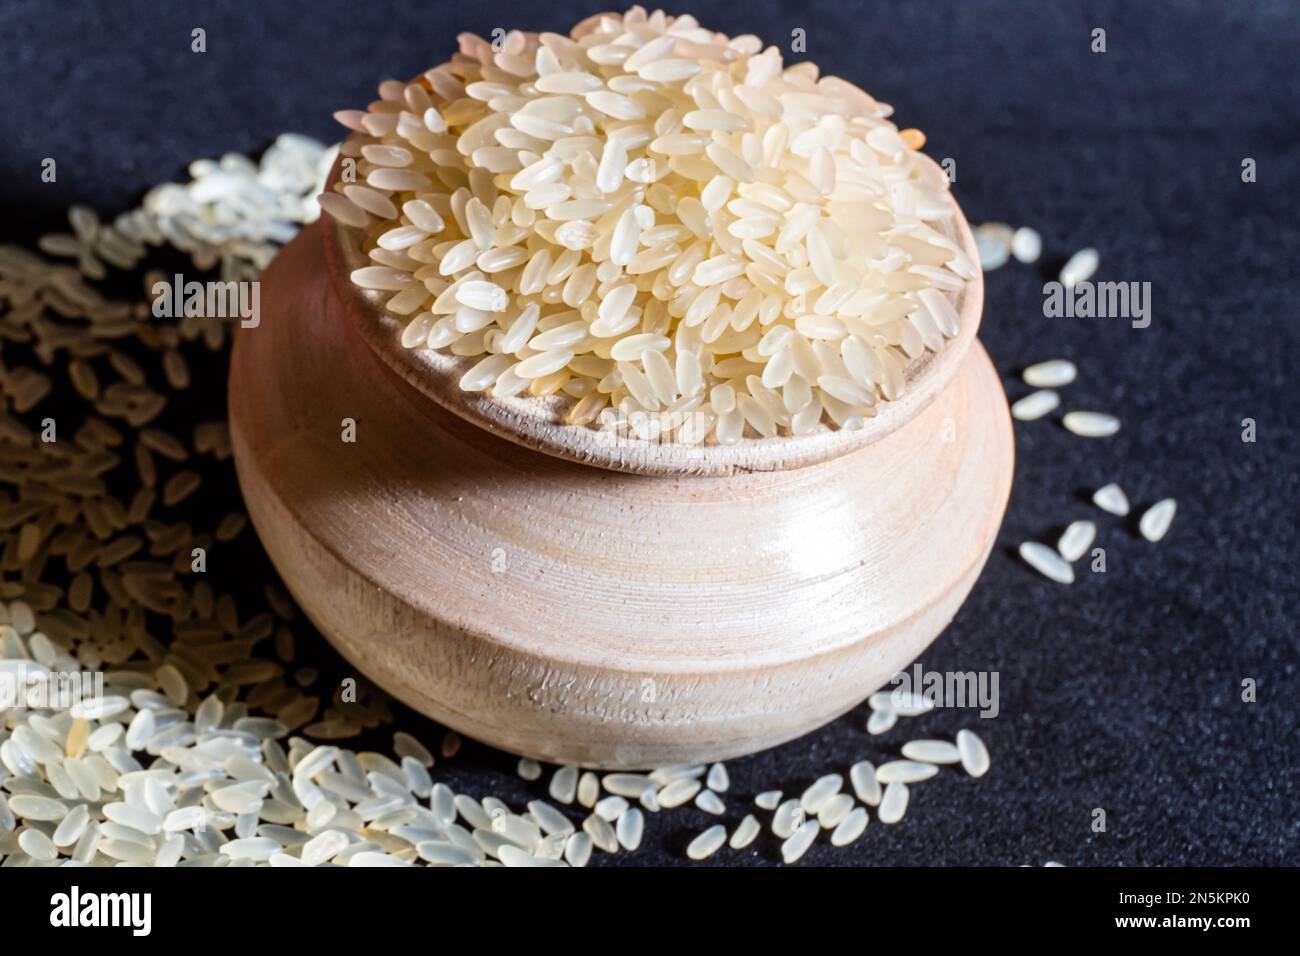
left=687, top=824, right=727, bottom=860
left=957, top=729, right=991, bottom=778
left=1057, top=520, right=1097, bottom=562
left=1063, top=411, right=1120, bottom=437
left=1139, top=498, right=1177, bottom=542
left=1012, top=389, right=1060, bottom=421
left=877, top=781, right=910, bottom=824
left=1093, top=482, right=1130, bottom=516
left=1019, top=541, right=1076, bottom=584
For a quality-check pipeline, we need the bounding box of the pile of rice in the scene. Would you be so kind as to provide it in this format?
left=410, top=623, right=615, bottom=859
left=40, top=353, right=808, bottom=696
left=0, top=9, right=1012, bottom=869
left=323, top=7, right=972, bottom=444
left=0, top=129, right=994, bottom=870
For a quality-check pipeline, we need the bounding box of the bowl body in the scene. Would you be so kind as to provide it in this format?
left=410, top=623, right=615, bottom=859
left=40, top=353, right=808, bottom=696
left=229, top=221, right=1014, bottom=768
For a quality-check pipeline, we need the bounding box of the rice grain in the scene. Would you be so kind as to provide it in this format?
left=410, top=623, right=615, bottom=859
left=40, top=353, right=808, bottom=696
left=957, top=729, right=991, bottom=778
left=1011, top=390, right=1060, bottom=421
left=850, top=761, right=883, bottom=806
left=877, top=781, right=909, bottom=824
left=900, top=740, right=962, bottom=765
left=1010, top=228, right=1042, bottom=264
left=1019, top=541, right=1075, bottom=584
left=876, top=760, right=939, bottom=784
left=1023, top=359, right=1076, bottom=388
left=1093, top=483, right=1130, bottom=516
left=1060, top=248, right=1099, bottom=289
left=1139, top=498, right=1177, bottom=542
left=686, top=824, right=727, bottom=861
left=729, top=814, right=760, bottom=850
left=799, top=773, right=843, bottom=814
left=323, top=11, right=968, bottom=444
left=831, top=806, right=869, bottom=846
left=1063, top=411, right=1120, bottom=438
left=615, top=808, right=644, bottom=851
left=781, top=820, right=818, bottom=863
left=1057, top=520, right=1097, bottom=562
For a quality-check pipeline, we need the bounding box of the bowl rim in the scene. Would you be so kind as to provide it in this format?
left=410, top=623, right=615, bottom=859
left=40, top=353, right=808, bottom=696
left=319, top=148, right=985, bottom=477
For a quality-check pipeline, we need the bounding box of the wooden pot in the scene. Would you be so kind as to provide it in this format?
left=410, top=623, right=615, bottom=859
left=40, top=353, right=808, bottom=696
left=229, top=196, right=1013, bottom=769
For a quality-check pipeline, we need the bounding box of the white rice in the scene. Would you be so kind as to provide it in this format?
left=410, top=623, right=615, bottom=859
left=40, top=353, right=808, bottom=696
left=1139, top=498, right=1177, bottom=542
left=1010, top=227, right=1042, bottom=264
left=1060, top=248, right=1099, bottom=289
left=728, top=814, right=760, bottom=849
left=602, top=773, right=653, bottom=798
left=582, top=812, right=618, bottom=853
left=867, top=707, right=898, bottom=735
left=1092, top=482, right=1130, bottom=516
left=974, top=223, right=1013, bottom=271
left=527, top=799, right=574, bottom=837
left=900, top=740, right=961, bottom=764
left=877, top=781, right=909, bottom=824
left=564, top=831, right=593, bottom=867
left=549, top=765, right=578, bottom=804
left=1019, top=541, right=1075, bottom=584
left=0, top=5, right=1012, bottom=872
left=686, top=824, right=727, bottom=860
left=1057, top=520, right=1097, bottom=562
left=1011, top=389, right=1060, bottom=421
left=799, top=773, right=843, bottom=814
left=849, top=760, right=883, bottom=806
left=957, top=729, right=991, bottom=778
left=1022, top=359, right=1076, bottom=388
left=577, top=771, right=600, bottom=808
left=657, top=777, right=703, bottom=809
left=498, top=844, right=564, bottom=867
left=615, top=808, right=644, bottom=851
left=1063, top=411, right=1121, bottom=437
left=816, top=793, right=854, bottom=829
left=595, top=795, right=629, bottom=821
left=830, top=807, right=869, bottom=846
left=771, top=799, right=803, bottom=839
left=694, top=789, right=726, bottom=815
left=873, top=690, right=934, bottom=717
left=324, top=10, right=970, bottom=445
left=780, top=820, right=819, bottom=863
left=875, top=760, right=939, bottom=784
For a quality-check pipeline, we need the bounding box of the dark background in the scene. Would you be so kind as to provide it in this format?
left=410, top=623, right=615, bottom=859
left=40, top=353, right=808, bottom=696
left=0, top=0, right=1295, bottom=865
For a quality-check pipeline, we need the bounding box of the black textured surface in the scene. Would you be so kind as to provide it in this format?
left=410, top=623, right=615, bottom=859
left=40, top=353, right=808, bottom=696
left=0, top=0, right=1295, bottom=866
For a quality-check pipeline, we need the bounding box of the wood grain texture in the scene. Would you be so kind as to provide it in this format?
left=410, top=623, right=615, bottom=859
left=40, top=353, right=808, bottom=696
left=229, top=220, right=1014, bottom=769
left=320, top=152, right=984, bottom=477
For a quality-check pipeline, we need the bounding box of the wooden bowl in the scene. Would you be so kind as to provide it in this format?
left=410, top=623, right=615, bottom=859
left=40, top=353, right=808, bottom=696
left=229, top=189, right=1014, bottom=769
